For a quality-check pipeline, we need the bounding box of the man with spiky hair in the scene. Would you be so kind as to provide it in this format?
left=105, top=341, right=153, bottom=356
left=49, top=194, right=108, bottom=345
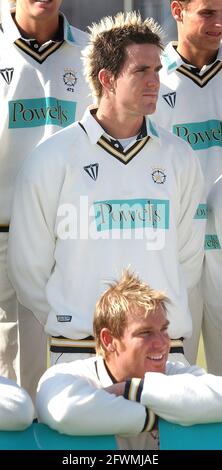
left=0, top=0, right=89, bottom=401
left=36, top=270, right=222, bottom=450
left=8, top=11, right=203, bottom=370
left=153, top=0, right=222, bottom=372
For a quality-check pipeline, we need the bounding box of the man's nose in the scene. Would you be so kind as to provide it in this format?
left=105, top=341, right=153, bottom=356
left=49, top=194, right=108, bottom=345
left=148, top=73, right=160, bottom=89
left=214, top=13, right=222, bottom=27
left=152, top=332, right=169, bottom=348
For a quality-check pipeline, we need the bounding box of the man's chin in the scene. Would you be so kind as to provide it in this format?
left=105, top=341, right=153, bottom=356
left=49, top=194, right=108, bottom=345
left=144, top=103, right=157, bottom=116
left=149, top=366, right=165, bottom=374
left=147, top=360, right=167, bottom=374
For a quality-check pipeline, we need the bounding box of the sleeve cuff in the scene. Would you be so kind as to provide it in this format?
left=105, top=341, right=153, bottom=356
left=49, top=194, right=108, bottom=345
left=124, top=378, right=158, bottom=433
left=142, top=408, right=158, bottom=432
left=124, top=378, right=144, bottom=402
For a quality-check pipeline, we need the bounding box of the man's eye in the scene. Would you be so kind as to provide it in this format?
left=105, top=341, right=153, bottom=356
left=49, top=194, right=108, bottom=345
left=200, top=11, right=214, bottom=17
left=161, top=327, right=169, bottom=334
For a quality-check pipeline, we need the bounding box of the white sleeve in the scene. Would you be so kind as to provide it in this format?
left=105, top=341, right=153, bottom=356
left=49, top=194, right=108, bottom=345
left=177, top=145, right=205, bottom=289
left=0, top=377, right=34, bottom=430
left=125, top=368, right=222, bottom=426
left=7, top=145, right=60, bottom=325
left=36, top=366, right=151, bottom=436
left=210, top=177, right=222, bottom=246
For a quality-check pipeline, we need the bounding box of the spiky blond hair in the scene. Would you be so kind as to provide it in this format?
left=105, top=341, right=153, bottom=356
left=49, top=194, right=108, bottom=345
left=93, top=268, right=168, bottom=358
left=82, top=11, right=163, bottom=104
left=170, top=0, right=191, bottom=3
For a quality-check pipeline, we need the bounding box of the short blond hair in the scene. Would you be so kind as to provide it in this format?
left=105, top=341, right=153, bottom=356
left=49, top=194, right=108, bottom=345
left=82, top=11, right=163, bottom=104
left=93, top=269, right=168, bottom=358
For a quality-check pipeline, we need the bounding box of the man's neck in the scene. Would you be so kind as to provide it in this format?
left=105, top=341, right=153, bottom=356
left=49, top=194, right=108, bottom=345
left=177, top=40, right=219, bottom=70
left=104, top=358, right=123, bottom=383
left=95, top=102, right=144, bottom=140
left=14, top=13, right=60, bottom=45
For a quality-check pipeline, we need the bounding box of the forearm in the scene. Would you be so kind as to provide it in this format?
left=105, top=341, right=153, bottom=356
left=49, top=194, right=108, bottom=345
left=8, top=172, right=55, bottom=324
left=37, top=372, right=149, bottom=436
left=0, top=378, right=34, bottom=430
left=123, top=372, right=222, bottom=426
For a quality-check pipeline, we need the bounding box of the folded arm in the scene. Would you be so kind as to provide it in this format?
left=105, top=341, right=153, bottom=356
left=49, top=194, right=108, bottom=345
left=0, top=377, right=34, bottom=430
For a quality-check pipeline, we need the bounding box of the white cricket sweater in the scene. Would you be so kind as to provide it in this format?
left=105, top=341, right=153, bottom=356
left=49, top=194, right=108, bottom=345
left=0, top=376, right=34, bottom=430
left=203, top=175, right=222, bottom=329
left=0, top=5, right=90, bottom=224
left=8, top=108, right=204, bottom=339
left=36, top=356, right=222, bottom=449
left=153, top=42, right=222, bottom=199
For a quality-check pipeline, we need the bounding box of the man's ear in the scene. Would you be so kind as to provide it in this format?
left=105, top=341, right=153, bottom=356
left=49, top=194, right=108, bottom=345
left=171, top=1, right=184, bottom=22
left=100, top=328, right=116, bottom=353
left=98, top=69, right=115, bottom=94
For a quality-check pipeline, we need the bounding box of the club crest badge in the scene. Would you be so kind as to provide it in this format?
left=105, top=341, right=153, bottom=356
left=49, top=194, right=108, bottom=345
left=151, top=168, right=167, bottom=184
left=63, top=68, right=77, bottom=92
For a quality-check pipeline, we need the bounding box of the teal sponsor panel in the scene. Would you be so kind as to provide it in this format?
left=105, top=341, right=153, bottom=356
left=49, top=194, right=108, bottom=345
left=173, top=120, right=222, bottom=150
left=9, top=97, right=76, bottom=128
left=168, top=61, right=177, bottom=71
left=205, top=234, right=221, bottom=250
left=159, top=418, right=222, bottom=450
left=194, top=203, right=208, bottom=220
left=94, top=198, right=169, bottom=232
left=162, top=51, right=177, bottom=71
left=0, top=423, right=117, bottom=450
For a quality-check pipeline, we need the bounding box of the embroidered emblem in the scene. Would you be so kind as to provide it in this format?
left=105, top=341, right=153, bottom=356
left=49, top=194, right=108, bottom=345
left=0, top=68, right=14, bottom=84
left=84, top=163, right=99, bottom=181
left=163, top=91, right=176, bottom=108
left=151, top=168, right=167, bottom=184
left=63, top=68, right=77, bottom=92
left=56, top=315, right=72, bottom=322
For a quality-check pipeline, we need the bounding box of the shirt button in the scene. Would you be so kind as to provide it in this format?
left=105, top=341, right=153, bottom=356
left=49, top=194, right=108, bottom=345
left=34, top=43, right=39, bottom=49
